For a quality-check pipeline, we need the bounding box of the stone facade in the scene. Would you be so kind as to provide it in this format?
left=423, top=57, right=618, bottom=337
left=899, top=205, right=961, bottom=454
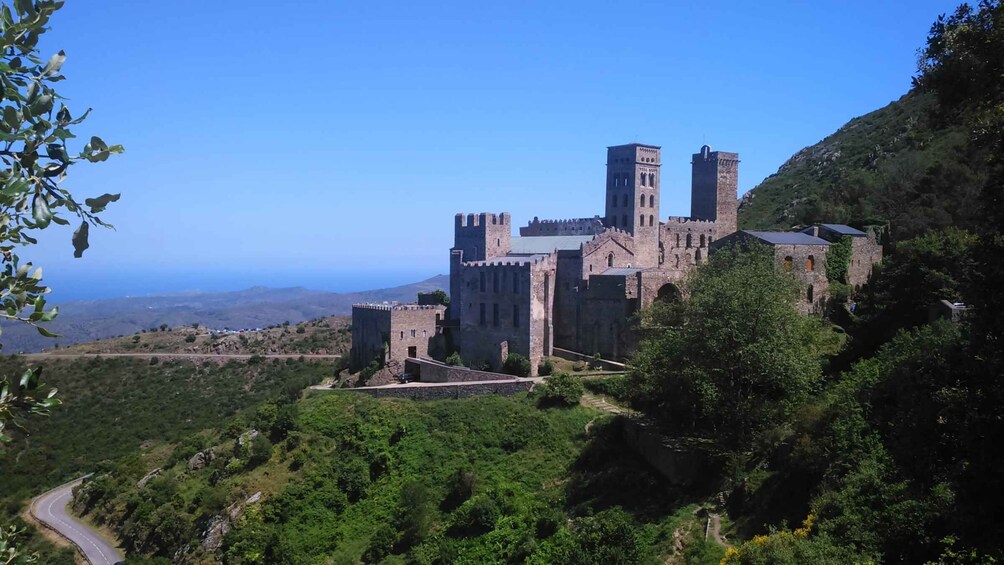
left=349, top=304, right=446, bottom=370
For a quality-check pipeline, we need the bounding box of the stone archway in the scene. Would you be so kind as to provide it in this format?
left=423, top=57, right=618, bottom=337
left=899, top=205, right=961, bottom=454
left=656, top=283, right=682, bottom=303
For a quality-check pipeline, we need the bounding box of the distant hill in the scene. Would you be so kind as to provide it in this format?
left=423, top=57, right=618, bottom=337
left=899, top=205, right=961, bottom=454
left=738, top=91, right=988, bottom=240
left=0, top=274, right=448, bottom=353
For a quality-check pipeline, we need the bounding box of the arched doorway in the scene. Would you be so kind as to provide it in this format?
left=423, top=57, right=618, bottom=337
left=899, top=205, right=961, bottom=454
left=656, top=283, right=682, bottom=303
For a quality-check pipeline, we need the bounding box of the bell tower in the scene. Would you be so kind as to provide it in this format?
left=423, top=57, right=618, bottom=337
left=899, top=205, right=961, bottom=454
left=691, top=145, right=739, bottom=239
left=603, top=143, right=661, bottom=267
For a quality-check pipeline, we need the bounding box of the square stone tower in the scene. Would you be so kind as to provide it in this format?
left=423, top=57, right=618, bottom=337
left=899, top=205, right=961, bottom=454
left=691, top=145, right=739, bottom=239
left=604, top=143, right=661, bottom=267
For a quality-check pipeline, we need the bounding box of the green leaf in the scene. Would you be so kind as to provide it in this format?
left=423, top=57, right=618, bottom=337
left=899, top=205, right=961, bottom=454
left=72, top=221, right=89, bottom=258
left=2, top=106, right=19, bottom=131
left=36, top=325, right=59, bottom=338
left=43, top=50, right=66, bottom=76
left=32, top=194, right=52, bottom=228
left=84, top=193, right=120, bottom=213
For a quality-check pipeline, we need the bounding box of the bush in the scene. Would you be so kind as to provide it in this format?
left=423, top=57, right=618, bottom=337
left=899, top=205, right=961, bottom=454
left=582, top=376, right=630, bottom=403
left=295, top=326, right=306, bottom=334
left=184, top=335, right=196, bottom=343
left=445, top=352, right=464, bottom=367
left=502, top=353, right=532, bottom=377
left=449, top=495, right=500, bottom=537
left=538, top=372, right=584, bottom=408
left=248, top=434, right=273, bottom=466
left=538, top=359, right=554, bottom=376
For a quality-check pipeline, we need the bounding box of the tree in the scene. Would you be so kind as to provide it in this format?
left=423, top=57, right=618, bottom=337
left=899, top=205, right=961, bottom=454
left=501, top=353, right=531, bottom=377
left=0, top=0, right=122, bottom=442
left=537, top=372, right=583, bottom=408
left=629, top=243, right=832, bottom=450
left=0, top=1, right=122, bottom=559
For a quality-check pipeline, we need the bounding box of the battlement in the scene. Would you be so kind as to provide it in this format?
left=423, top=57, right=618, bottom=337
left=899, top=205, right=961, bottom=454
left=462, top=254, right=552, bottom=268
left=352, top=303, right=445, bottom=312
left=520, top=216, right=605, bottom=236
left=455, top=212, right=511, bottom=228
left=581, top=228, right=633, bottom=255
left=663, top=216, right=717, bottom=226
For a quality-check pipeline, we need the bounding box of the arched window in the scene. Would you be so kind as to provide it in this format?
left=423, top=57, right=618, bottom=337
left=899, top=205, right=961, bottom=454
left=649, top=194, right=654, bottom=207
left=695, top=248, right=702, bottom=261
left=607, top=253, right=614, bottom=267
left=700, top=234, right=705, bottom=247
left=639, top=214, right=645, bottom=226
left=784, top=256, right=793, bottom=272
left=807, top=285, right=814, bottom=303
left=686, top=234, right=692, bottom=248
left=807, top=255, right=815, bottom=271
left=640, top=174, right=646, bottom=187
left=649, top=173, right=655, bottom=186
left=649, top=214, right=654, bottom=226
left=640, top=195, right=645, bottom=207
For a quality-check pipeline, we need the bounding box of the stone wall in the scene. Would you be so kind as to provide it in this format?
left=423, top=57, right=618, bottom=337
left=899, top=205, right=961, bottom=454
left=580, top=229, right=637, bottom=280
left=659, top=217, right=716, bottom=276
left=690, top=146, right=739, bottom=240
left=847, top=234, right=883, bottom=289
left=770, top=244, right=830, bottom=314
left=349, top=305, right=391, bottom=370
left=342, top=380, right=533, bottom=400
left=456, top=255, right=555, bottom=374
left=404, top=358, right=518, bottom=383
left=620, top=417, right=715, bottom=487
left=520, top=216, right=605, bottom=236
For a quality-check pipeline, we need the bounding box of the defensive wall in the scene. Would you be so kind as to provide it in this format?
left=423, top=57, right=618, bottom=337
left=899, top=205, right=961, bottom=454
left=341, top=380, right=533, bottom=400
left=403, top=357, right=518, bottom=383
left=520, top=216, right=605, bottom=236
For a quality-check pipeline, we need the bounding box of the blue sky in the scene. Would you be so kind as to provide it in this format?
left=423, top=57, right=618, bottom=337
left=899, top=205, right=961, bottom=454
left=28, top=0, right=958, bottom=300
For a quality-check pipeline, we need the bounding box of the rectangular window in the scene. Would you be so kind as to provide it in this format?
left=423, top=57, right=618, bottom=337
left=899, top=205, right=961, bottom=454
left=479, top=303, right=486, bottom=326
left=513, top=305, right=520, bottom=328
left=410, top=329, right=416, bottom=338
left=493, top=303, right=499, bottom=327
left=479, top=272, right=485, bottom=292
left=493, top=270, right=499, bottom=293
left=400, top=331, right=404, bottom=339
left=512, top=272, right=519, bottom=294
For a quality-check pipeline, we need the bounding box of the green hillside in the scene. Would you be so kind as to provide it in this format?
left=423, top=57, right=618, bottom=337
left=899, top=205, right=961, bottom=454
left=737, top=91, right=988, bottom=240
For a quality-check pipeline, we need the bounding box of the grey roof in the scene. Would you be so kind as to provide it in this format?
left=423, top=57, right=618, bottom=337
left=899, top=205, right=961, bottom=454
left=600, top=267, right=642, bottom=276
left=818, top=224, right=867, bottom=237
left=510, top=235, right=594, bottom=254
left=744, top=231, right=831, bottom=246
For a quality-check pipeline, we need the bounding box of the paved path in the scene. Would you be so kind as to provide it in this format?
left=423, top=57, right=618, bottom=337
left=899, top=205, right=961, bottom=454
left=25, top=352, right=342, bottom=360
left=30, top=478, right=124, bottom=565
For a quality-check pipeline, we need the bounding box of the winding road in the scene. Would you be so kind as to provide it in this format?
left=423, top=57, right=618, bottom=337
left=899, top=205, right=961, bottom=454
left=30, top=478, right=124, bottom=565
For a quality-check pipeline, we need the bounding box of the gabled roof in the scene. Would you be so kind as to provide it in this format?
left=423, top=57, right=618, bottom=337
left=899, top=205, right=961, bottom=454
left=817, top=224, right=867, bottom=237
left=744, top=231, right=831, bottom=246
left=509, top=235, right=595, bottom=254
left=600, top=267, right=642, bottom=276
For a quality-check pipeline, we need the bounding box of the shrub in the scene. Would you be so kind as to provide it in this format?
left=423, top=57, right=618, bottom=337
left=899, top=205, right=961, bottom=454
left=295, top=326, right=306, bottom=334
left=502, top=353, right=532, bottom=377
left=590, top=353, right=602, bottom=369
left=538, top=359, right=554, bottom=376
left=248, top=434, right=273, bottom=466
left=445, top=352, right=464, bottom=366
left=538, top=372, right=584, bottom=408
left=449, top=495, right=500, bottom=537
left=184, top=335, right=196, bottom=343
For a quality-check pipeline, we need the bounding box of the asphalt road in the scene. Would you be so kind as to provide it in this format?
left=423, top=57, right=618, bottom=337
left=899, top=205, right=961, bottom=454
left=30, top=478, right=124, bottom=565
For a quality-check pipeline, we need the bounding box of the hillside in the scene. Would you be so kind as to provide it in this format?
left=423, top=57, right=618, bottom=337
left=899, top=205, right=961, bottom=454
left=0, top=275, right=448, bottom=354
left=53, top=316, right=351, bottom=357
left=737, top=91, right=987, bottom=239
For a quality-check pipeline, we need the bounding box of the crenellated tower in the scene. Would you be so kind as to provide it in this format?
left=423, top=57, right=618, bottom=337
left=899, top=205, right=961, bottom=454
left=691, top=145, right=739, bottom=239
left=448, top=212, right=511, bottom=320
left=603, top=143, right=661, bottom=267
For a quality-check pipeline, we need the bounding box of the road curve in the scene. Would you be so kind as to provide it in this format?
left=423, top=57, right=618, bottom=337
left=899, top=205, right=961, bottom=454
left=30, top=478, right=124, bottom=565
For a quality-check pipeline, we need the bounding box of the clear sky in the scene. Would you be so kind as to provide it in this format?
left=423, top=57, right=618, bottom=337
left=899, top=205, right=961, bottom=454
left=28, top=0, right=960, bottom=300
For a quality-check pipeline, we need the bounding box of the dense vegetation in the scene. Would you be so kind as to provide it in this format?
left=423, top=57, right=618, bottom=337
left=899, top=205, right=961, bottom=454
left=79, top=392, right=720, bottom=564
left=0, top=356, right=333, bottom=562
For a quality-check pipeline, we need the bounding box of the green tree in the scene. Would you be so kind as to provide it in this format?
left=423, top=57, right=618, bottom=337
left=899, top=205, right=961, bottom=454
left=629, top=243, right=832, bottom=450
left=501, top=353, right=532, bottom=377
left=0, top=0, right=122, bottom=453
left=537, top=372, right=583, bottom=408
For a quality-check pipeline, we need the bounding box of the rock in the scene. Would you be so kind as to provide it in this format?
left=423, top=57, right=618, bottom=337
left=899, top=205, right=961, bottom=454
left=237, top=429, right=259, bottom=448
left=187, top=449, right=215, bottom=471
left=245, top=491, right=262, bottom=504
left=136, top=469, right=159, bottom=485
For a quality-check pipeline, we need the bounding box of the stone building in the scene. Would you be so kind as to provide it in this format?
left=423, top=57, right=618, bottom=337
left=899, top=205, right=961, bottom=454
left=349, top=303, right=446, bottom=371
left=709, top=230, right=832, bottom=313
left=801, top=224, right=884, bottom=289
left=350, top=143, right=885, bottom=374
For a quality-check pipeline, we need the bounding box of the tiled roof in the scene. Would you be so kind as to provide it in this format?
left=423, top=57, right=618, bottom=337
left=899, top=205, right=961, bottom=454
left=509, top=235, right=595, bottom=254
left=744, top=231, right=831, bottom=246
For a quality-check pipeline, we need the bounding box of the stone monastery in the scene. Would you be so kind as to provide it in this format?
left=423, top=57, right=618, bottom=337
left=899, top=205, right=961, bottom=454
left=351, top=143, right=883, bottom=376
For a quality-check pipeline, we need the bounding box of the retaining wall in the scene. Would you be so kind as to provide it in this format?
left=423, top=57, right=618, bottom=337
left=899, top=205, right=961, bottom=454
left=343, top=381, right=533, bottom=400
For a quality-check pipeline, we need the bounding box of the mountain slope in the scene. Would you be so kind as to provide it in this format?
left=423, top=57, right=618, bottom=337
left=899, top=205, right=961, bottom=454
left=0, top=275, right=448, bottom=353
left=738, top=91, right=988, bottom=239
